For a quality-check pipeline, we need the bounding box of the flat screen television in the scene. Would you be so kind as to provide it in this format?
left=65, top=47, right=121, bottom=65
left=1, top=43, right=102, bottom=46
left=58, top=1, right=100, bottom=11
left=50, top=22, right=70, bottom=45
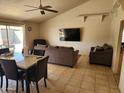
left=59, top=28, right=80, bottom=41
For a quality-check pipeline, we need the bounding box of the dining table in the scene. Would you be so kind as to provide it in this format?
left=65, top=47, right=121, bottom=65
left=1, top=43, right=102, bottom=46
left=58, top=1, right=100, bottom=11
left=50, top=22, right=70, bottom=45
left=0, top=53, right=48, bottom=93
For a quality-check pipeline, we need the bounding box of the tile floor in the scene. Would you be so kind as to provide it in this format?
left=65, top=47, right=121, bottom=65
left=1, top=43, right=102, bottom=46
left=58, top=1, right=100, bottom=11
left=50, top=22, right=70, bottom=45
left=0, top=55, right=120, bottom=93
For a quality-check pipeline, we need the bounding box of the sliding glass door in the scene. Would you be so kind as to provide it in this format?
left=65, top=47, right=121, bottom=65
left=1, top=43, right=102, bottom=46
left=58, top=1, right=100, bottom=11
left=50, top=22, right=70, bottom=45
left=0, top=25, right=8, bottom=48
left=0, top=25, right=24, bottom=53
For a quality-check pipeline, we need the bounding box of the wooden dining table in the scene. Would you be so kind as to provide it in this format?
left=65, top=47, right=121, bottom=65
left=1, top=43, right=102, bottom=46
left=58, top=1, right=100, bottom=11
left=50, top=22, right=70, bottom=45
left=0, top=53, right=48, bottom=93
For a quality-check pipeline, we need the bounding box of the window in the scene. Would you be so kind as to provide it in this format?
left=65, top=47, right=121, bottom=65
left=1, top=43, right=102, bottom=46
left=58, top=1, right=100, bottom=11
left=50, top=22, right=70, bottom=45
left=0, top=25, right=24, bottom=53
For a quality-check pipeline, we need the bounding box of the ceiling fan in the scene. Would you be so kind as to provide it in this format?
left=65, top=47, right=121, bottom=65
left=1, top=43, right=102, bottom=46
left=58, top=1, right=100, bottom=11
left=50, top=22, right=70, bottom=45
left=24, top=0, right=58, bottom=15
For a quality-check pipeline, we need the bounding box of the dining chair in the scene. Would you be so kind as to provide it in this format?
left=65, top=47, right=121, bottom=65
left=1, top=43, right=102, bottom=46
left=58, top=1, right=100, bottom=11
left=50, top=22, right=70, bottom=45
left=1, top=59, right=25, bottom=93
left=33, top=49, right=45, bottom=56
left=0, top=48, right=10, bottom=88
left=28, top=56, right=49, bottom=93
left=0, top=64, right=4, bottom=88
left=0, top=48, right=10, bottom=55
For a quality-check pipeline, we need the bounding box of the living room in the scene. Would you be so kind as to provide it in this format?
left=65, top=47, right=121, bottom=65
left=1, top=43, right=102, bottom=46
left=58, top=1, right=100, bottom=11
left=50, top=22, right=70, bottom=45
left=0, top=0, right=124, bottom=93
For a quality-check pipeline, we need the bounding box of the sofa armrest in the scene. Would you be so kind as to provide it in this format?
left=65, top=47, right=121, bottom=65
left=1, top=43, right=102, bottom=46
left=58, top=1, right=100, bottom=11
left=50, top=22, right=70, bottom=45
left=89, top=49, right=113, bottom=66
left=90, top=47, right=95, bottom=52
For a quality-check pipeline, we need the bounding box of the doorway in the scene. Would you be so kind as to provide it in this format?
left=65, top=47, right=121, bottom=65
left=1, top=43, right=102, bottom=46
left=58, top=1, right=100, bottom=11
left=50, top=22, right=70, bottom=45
left=115, top=20, right=124, bottom=85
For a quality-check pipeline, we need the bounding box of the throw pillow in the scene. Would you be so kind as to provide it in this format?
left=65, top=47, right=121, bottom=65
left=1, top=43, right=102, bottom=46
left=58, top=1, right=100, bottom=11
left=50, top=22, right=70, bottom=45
left=96, top=46, right=104, bottom=51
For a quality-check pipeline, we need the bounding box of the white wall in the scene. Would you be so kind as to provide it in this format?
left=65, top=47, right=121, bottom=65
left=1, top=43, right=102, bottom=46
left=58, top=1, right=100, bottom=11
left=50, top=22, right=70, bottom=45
left=40, top=0, right=112, bottom=55
left=24, top=22, right=40, bottom=48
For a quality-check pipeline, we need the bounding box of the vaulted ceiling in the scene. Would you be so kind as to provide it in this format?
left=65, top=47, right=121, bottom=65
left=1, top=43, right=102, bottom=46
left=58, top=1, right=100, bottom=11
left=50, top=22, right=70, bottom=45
left=0, top=0, right=89, bottom=23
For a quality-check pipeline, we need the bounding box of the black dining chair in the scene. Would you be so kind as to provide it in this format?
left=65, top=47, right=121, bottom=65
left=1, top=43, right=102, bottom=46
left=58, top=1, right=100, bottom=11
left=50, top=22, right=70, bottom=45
left=33, top=49, right=45, bottom=56
left=28, top=56, right=49, bottom=93
left=0, top=48, right=10, bottom=55
left=1, top=59, right=25, bottom=93
left=0, top=48, right=10, bottom=88
left=0, top=64, right=4, bottom=88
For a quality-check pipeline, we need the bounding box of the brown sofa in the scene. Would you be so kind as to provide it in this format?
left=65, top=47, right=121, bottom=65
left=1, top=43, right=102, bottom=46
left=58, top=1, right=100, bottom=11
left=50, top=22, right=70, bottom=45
left=45, top=46, right=79, bottom=67
left=89, top=44, right=113, bottom=66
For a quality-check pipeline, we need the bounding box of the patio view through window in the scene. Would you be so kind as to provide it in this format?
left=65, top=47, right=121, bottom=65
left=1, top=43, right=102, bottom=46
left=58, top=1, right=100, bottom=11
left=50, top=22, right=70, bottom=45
left=0, top=25, right=24, bottom=53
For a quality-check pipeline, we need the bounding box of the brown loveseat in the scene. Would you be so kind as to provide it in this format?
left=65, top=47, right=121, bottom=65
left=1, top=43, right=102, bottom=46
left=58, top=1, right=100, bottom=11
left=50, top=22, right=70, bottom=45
left=45, top=46, right=79, bottom=67
left=89, top=44, right=113, bottom=66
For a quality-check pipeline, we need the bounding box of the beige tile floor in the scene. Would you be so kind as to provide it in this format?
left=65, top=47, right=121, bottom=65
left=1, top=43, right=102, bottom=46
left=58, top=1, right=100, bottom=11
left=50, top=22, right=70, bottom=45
left=0, top=55, right=120, bottom=93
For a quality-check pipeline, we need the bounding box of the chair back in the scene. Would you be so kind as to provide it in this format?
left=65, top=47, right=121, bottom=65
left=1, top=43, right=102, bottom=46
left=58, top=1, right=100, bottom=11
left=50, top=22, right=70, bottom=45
left=1, top=60, right=18, bottom=80
left=33, top=39, right=47, bottom=47
left=0, top=48, right=10, bottom=55
left=33, top=49, right=45, bottom=56
left=0, top=64, right=4, bottom=76
left=36, top=56, right=49, bottom=81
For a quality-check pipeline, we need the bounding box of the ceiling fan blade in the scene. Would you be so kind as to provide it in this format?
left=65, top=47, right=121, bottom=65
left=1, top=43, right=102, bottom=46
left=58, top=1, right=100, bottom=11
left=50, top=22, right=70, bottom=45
left=42, top=5, right=52, bottom=9
left=25, top=8, right=39, bottom=12
left=24, top=5, right=38, bottom=8
left=43, top=8, right=58, bottom=13
left=24, top=0, right=58, bottom=15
